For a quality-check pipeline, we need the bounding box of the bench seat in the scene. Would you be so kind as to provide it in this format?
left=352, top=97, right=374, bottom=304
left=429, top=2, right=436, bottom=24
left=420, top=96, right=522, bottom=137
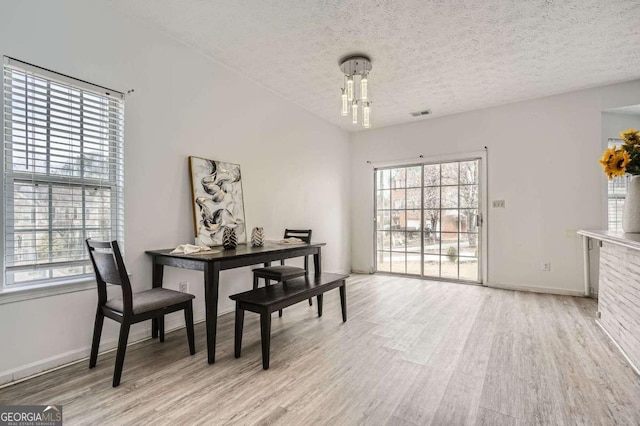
left=230, top=272, right=349, bottom=369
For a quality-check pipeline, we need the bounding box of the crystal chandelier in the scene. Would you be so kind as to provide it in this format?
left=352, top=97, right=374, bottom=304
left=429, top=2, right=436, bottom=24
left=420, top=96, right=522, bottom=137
left=339, top=55, right=372, bottom=128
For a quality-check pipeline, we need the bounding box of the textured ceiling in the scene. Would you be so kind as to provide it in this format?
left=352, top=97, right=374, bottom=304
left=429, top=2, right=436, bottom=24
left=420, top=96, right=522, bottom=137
left=107, top=0, right=640, bottom=131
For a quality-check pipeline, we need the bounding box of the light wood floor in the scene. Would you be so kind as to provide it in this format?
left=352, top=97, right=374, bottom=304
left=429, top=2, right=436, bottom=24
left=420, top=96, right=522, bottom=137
left=2, top=274, right=640, bottom=425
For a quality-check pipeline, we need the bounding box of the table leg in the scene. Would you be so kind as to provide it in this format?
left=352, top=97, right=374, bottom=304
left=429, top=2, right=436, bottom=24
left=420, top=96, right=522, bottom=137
left=234, top=302, right=244, bottom=358
left=264, top=262, right=271, bottom=286
left=151, top=259, right=164, bottom=338
left=314, top=247, right=322, bottom=275
left=204, top=261, right=221, bottom=364
left=158, top=316, right=165, bottom=342
left=314, top=248, right=322, bottom=306
left=339, top=282, right=347, bottom=322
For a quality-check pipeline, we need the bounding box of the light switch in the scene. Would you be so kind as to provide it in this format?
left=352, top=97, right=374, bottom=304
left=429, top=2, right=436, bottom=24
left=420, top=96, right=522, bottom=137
left=492, top=200, right=505, bottom=208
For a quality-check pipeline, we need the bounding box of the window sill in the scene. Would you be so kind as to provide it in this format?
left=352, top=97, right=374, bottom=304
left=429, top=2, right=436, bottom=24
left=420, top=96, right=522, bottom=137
left=0, top=277, right=96, bottom=305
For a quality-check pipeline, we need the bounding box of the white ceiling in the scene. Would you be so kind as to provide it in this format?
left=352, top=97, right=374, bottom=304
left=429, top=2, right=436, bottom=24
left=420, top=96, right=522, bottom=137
left=107, top=0, right=640, bottom=131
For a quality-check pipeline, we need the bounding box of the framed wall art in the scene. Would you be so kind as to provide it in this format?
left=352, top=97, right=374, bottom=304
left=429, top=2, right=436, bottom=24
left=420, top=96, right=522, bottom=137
left=189, top=156, right=247, bottom=246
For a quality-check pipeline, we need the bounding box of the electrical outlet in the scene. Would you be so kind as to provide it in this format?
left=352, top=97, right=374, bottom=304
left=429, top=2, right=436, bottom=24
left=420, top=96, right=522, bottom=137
left=541, top=262, right=551, bottom=272
left=492, top=200, right=505, bottom=208
left=179, top=281, right=189, bottom=293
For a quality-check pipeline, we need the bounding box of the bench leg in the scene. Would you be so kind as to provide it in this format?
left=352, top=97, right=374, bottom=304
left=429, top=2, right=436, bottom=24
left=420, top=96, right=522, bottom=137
left=260, top=311, right=272, bottom=370
left=317, top=294, right=323, bottom=317
left=234, top=303, right=244, bottom=358
left=308, top=298, right=313, bottom=306
left=253, top=274, right=259, bottom=290
left=340, top=283, right=347, bottom=322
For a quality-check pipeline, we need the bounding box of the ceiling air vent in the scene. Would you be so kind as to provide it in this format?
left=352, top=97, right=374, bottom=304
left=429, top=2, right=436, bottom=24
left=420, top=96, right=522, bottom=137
left=410, top=109, right=432, bottom=117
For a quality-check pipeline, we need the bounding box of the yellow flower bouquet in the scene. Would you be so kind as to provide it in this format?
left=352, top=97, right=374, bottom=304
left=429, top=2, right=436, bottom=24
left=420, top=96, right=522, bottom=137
left=600, top=129, right=640, bottom=179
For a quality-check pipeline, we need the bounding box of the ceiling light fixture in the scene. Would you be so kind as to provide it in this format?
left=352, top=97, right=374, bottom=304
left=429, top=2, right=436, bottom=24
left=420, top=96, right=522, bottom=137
left=340, top=55, right=372, bottom=128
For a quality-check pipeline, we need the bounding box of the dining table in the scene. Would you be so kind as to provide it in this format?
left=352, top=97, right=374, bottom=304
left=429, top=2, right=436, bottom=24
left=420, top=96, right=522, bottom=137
left=145, top=241, right=325, bottom=364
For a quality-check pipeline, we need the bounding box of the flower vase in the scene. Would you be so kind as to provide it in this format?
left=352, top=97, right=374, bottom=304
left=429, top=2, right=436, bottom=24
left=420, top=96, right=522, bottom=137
left=251, top=227, right=265, bottom=247
left=222, top=228, right=238, bottom=249
left=623, top=176, right=640, bottom=233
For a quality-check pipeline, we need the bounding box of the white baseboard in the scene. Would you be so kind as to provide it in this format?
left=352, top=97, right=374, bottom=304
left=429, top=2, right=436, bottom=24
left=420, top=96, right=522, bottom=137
left=0, top=305, right=234, bottom=388
left=486, top=281, right=586, bottom=297
left=350, top=270, right=585, bottom=297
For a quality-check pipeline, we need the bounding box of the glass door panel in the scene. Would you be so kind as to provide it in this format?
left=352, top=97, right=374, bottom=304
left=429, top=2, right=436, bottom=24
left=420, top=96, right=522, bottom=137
left=374, top=159, right=482, bottom=283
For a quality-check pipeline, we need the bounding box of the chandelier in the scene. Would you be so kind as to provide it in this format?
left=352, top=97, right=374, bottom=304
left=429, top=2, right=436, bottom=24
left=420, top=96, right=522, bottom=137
left=339, top=55, right=372, bottom=128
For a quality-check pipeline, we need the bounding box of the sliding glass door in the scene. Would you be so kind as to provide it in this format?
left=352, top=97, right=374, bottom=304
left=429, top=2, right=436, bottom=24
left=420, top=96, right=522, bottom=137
left=375, top=159, right=482, bottom=283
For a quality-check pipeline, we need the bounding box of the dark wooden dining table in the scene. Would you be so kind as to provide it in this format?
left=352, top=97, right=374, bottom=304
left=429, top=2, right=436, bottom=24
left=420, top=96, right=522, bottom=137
left=146, top=241, right=325, bottom=364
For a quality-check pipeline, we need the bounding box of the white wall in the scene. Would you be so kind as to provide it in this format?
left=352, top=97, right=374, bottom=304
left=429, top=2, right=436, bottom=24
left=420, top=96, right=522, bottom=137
left=0, top=0, right=351, bottom=383
left=351, top=81, right=640, bottom=295
left=602, top=112, right=640, bottom=145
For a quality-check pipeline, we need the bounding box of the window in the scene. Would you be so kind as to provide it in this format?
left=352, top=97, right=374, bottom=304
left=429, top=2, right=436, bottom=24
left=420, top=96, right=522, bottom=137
left=607, top=138, right=629, bottom=232
left=2, top=58, right=124, bottom=288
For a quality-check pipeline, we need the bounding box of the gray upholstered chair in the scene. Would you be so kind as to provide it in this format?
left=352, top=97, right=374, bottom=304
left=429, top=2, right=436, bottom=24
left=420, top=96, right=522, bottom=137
left=86, top=239, right=196, bottom=387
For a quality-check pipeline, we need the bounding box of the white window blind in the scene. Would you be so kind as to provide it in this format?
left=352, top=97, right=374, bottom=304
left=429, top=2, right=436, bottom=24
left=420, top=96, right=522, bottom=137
left=2, top=57, right=124, bottom=287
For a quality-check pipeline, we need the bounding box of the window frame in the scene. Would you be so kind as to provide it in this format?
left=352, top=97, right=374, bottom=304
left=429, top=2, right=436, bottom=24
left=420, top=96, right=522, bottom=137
left=1, top=57, right=124, bottom=300
left=371, top=150, right=488, bottom=285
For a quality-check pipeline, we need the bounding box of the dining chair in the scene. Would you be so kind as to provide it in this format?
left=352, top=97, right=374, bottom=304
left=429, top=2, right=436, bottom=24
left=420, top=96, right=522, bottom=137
left=252, top=229, right=313, bottom=316
left=86, top=239, right=196, bottom=387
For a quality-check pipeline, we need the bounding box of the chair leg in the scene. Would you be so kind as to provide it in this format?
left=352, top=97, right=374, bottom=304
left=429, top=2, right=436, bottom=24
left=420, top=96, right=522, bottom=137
left=89, top=309, right=104, bottom=368
left=308, top=298, right=313, bottom=306
left=234, top=302, right=244, bottom=358
left=185, top=301, right=195, bottom=355
left=113, top=322, right=131, bottom=387
left=158, top=315, right=165, bottom=343
left=253, top=274, right=259, bottom=290
left=317, top=294, right=323, bottom=317
left=260, top=311, right=272, bottom=370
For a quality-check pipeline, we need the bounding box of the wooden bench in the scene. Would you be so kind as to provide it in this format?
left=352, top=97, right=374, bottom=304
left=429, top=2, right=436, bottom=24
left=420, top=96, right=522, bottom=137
left=229, top=272, right=349, bottom=369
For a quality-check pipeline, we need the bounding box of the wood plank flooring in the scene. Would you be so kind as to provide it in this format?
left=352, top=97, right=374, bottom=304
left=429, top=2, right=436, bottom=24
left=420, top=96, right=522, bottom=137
left=1, top=274, right=640, bottom=425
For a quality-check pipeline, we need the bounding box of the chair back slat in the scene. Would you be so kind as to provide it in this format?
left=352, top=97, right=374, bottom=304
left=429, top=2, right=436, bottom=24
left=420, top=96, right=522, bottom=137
left=92, top=251, right=124, bottom=285
left=282, top=229, right=313, bottom=269
left=284, top=229, right=312, bottom=243
left=86, top=239, right=133, bottom=313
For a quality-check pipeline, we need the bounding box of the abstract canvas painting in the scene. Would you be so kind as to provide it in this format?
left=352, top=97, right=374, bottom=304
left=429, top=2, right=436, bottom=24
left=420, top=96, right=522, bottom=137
left=189, top=156, right=246, bottom=246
